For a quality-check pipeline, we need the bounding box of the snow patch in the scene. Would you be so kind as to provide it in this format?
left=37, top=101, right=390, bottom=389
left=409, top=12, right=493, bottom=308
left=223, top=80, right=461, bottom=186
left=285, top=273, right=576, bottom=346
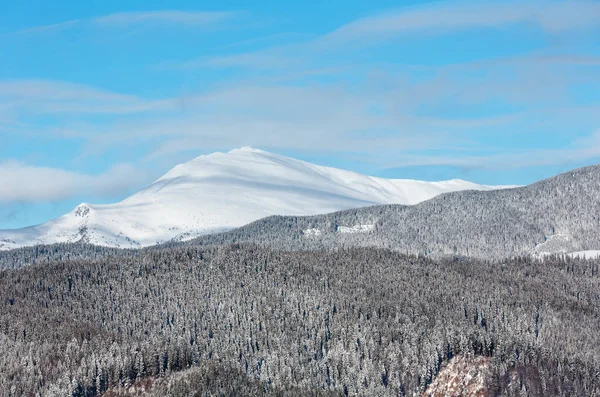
left=532, top=233, right=575, bottom=257
left=303, top=228, right=322, bottom=237
left=568, top=250, right=600, bottom=259
left=337, top=224, right=375, bottom=234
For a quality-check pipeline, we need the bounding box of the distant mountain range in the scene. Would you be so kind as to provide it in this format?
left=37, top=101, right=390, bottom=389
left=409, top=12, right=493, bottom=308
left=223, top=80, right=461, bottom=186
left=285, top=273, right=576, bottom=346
left=0, top=147, right=508, bottom=251
left=186, top=164, right=600, bottom=260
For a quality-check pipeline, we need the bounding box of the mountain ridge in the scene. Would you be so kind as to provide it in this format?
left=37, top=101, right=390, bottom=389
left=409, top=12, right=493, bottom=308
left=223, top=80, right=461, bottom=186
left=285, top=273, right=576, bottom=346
left=0, top=147, right=509, bottom=251
left=184, top=163, right=600, bottom=260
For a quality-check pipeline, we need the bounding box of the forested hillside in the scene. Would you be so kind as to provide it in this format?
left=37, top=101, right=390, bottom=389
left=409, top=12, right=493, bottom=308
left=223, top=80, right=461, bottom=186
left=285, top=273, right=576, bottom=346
left=1, top=245, right=599, bottom=396
left=2, top=164, right=598, bottom=270
left=0, top=242, right=134, bottom=270
left=187, top=165, right=600, bottom=259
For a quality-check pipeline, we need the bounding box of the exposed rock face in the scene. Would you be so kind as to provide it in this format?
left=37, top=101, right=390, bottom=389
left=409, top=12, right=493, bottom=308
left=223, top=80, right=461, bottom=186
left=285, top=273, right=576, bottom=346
left=424, top=356, right=491, bottom=397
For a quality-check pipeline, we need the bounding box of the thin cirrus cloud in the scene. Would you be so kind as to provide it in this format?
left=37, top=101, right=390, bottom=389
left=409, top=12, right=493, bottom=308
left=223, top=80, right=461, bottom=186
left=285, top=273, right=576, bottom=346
left=321, top=0, right=600, bottom=44
left=380, top=129, right=600, bottom=171
left=94, top=10, right=234, bottom=26
left=162, top=1, right=600, bottom=73
left=160, top=52, right=306, bottom=71
left=69, top=80, right=517, bottom=161
left=12, top=10, right=235, bottom=35
left=0, top=80, right=173, bottom=115
left=0, top=161, right=147, bottom=203
left=4, top=55, right=595, bottom=160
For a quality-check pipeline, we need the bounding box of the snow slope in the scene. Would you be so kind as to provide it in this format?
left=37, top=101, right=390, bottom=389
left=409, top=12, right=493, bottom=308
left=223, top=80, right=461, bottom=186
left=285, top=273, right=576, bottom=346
left=0, top=147, right=513, bottom=250
left=568, top=250, right=600, bottom=259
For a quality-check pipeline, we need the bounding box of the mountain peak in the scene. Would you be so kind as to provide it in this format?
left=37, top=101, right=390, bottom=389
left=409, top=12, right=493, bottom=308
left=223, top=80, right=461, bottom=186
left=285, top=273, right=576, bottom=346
left=156, top=146, right=274, bottom=182
left=174, top=147, right=268, bottom=169
left=228, top=146, right=263, bottom=154
left=73, top=203, right=92, bottom=218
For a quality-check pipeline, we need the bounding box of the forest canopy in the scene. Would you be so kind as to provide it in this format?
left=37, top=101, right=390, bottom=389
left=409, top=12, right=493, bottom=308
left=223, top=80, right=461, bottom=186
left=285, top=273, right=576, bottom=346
left=1, top=245, right=599, bottom=396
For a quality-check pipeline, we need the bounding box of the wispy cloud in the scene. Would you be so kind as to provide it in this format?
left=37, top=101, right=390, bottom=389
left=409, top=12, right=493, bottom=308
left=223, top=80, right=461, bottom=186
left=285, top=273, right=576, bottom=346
left=62, top=81, right=516, bottom=161
left=322, top=1, right=600, bottom=44
left=5, top=51, right=597, bottom=161
left=12, top=10, right=235, bottom=36
left=381, top=129, right=600, bottom=170
left=4, top=35, right=598, bottom=171
left=159, top=1, right=600, bottom=74
left=529, top=55, right=600, bottom=66
left=160, top=52, right=304, bottom=71
left=14, top=20, right=79, bottom=36
left=0, top=80, right=173, bottom=115
left=0, top=161, right=146, bottom=203
left=93, top=11, right=234, bottom=27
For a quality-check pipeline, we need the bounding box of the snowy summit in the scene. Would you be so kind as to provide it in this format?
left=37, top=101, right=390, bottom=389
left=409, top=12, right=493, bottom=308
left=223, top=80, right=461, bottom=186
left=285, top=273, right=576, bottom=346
left=0, top=147, right=511, bottom=250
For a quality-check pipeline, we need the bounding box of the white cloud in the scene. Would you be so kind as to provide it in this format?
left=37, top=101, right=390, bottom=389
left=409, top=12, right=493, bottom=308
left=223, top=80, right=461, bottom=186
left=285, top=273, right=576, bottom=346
left=159, top=1, right=600, bottom=72
left=0, top=161, right=146, bottom=203
left=381, top=129, right=600, bottom=170
left=0, top=79, right=172, bottom=115
left=11, top=10, right=235, bottom=36
left=162, top=52, right=304, bottom=71
left=64, top=81, right=512, bottom=161
left=13, top=20, right=79, bottom=36
left=3, top=46, right=598, bottom=169
left=5, top=63, right=595, bottom=162
left=0, top=80, right=134, bottom=101
left=322, top=1, right=600, bottom=44
left=93, top=11, right=233, bottom=26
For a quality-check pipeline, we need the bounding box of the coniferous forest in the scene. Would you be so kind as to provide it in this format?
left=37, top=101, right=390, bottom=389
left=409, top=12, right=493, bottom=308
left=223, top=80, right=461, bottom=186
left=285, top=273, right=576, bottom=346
left=1, top=244, right=599, bottom=396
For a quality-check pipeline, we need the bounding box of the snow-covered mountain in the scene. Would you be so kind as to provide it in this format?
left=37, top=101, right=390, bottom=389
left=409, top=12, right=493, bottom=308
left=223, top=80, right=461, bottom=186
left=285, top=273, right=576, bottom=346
left=0, top=147, right=511, bottom=250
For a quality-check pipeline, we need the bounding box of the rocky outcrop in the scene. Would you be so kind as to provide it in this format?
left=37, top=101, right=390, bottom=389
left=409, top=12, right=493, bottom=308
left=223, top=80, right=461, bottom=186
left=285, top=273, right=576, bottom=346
left=424, top=356, right=491, bottom=397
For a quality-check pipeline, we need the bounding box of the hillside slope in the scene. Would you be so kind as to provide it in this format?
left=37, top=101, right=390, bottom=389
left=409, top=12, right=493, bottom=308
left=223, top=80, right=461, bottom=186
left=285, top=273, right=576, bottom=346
left=187, top=164, right=600, bottom=259
left=2, top=245, right=599, bottom=396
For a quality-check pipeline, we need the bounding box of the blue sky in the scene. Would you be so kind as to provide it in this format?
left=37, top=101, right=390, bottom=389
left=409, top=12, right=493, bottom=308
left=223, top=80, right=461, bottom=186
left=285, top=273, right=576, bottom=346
left=1, top=0, right=599, bottom=229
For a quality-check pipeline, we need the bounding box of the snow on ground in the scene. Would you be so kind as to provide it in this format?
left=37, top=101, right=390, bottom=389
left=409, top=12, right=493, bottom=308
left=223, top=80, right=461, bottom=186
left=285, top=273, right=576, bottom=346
left=303, top=228, right=322, bottom=237
left=0, top=147, right=513, bottom=250
left=567, top=250, right=600, bottom=259
left=532, top=233, right=574, bottom=257
left=337, top=224, right=375, bottom=234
